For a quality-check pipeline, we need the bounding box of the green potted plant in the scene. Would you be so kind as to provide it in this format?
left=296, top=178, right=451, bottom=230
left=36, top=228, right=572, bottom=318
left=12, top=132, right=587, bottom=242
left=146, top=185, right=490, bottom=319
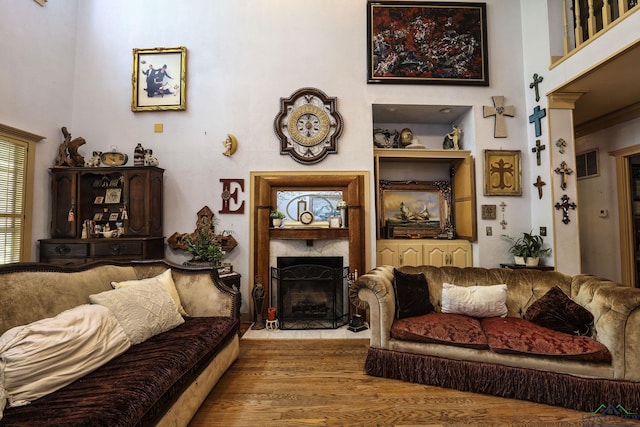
left=502, top=231, right=551, bottom=266
left=270, top=210, right=285, bottom=227
left=184, top=225, right=225, bottom=267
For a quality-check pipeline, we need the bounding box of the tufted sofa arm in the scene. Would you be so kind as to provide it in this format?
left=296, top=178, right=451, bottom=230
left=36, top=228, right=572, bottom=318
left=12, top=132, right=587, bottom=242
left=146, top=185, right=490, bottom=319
left=350, top=265, right=395, bottom=348
left=573, top=275, right=640, bottom=380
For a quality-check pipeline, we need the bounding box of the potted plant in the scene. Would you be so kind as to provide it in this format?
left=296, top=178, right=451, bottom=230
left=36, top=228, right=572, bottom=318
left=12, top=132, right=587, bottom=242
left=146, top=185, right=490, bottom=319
left=502, top=231, right=551, bottom=266
left=270, top=210, right=285, bottom=227
left=184, top=225, right=225, bottom=267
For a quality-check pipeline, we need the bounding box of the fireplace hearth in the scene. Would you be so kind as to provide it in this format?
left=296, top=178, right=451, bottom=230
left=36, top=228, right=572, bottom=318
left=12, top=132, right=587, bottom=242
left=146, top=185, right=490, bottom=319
left=271, top=256, right=349, bottom=330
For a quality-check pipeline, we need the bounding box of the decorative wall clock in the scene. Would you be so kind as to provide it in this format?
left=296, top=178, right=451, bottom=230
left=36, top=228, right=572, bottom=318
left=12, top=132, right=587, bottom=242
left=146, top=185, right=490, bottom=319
left=274, top=87, right=343, bottom=164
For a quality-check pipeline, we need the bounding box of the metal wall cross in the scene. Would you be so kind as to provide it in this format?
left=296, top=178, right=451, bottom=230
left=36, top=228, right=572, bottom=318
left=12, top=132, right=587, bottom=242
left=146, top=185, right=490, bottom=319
left=531, top=140, right=546, bottom=166
left=528, top=106, right=547, bottom=137
left=555, top=194, right=577, bottom=224
left=529, top=73, right=544, bottom=102
left=483, top=96, right=515, bottom=138
left=554, top=161, right=573, bottom=190
left=555, top=138, right=567, bottom=154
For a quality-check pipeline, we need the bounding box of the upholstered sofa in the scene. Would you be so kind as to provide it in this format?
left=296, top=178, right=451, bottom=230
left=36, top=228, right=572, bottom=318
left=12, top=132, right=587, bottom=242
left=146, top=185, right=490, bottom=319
left=0, top=260, right=240, bottom=426
left=351, top=265, right=640, bottom=412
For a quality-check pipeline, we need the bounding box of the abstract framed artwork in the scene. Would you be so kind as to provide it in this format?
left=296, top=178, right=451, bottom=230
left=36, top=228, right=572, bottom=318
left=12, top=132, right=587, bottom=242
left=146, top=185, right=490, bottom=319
left=484, top=150, right=522, bottom=196
left=132, top=46, right=187, bottom=112
left=367, top=1, right=489, bottom=85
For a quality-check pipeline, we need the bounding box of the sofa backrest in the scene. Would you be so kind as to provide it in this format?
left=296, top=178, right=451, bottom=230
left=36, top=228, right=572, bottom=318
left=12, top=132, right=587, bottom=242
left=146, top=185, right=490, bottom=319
left=0, top=263, right=139, bottom=335
left=397, top=266, right=574, bottom=318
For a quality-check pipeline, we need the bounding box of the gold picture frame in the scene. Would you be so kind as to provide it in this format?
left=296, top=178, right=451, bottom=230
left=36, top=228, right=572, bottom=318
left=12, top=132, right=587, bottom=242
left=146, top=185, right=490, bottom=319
left=484, top=150, right=522, bottom=196
left=132, top=46, right=187, bottom=112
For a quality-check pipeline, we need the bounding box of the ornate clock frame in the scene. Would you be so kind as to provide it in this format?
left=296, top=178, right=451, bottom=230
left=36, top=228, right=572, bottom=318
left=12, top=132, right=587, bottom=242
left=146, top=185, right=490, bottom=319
left=274, top=87, right=343, bottom=164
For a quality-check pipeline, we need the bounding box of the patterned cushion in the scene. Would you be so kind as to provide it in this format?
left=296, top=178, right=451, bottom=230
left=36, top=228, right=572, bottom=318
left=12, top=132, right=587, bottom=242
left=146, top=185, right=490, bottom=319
left=391, top=312, right=488, bottom=349
left=392, top=269, right=434, bottom=319
left=524, top=286, right=593, bottom=336
left=481, top=317, right=611, bottom=363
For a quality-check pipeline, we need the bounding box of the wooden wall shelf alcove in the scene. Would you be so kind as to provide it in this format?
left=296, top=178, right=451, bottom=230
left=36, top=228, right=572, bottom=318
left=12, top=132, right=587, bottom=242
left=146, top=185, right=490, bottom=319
left=250, top=171, right=370, bottom=319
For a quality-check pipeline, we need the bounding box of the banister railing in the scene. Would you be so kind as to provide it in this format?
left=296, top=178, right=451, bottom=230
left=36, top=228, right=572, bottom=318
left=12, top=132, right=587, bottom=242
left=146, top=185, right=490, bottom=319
left=558, top=0, right=638, bottom=61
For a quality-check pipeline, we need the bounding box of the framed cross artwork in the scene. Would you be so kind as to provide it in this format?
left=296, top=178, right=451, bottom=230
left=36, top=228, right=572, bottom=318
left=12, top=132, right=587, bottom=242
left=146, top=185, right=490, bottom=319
left=483, top=150, right=522, bottom=196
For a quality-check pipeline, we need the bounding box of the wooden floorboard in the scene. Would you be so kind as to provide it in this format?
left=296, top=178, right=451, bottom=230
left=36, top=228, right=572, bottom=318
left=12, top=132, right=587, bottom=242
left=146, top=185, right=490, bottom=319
left=189, top=339, right=637, bottom=427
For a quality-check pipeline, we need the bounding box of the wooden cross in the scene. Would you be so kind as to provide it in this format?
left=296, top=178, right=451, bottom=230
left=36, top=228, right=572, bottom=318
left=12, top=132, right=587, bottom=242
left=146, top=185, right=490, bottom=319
left=533, top=175, right=546, bottom=199
left=489, top=159, right=515, bottom=190
left=555, top=194, right=577, bottom=224
left=555, top=138, right=567, bottom=154
left=483, top=96, right=515, bottom=138
left=529, top=73, right=544, bottom=102
left=554, top=161, right=573, bottom=190
left=528, top=106, right=547, bottom=137
left=531, top=140, right=546, bottom=166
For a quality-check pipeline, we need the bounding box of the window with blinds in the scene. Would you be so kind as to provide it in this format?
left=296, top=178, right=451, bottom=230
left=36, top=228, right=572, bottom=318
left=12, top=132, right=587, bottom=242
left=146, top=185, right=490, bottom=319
left=0, top=139, right=27, bottom=264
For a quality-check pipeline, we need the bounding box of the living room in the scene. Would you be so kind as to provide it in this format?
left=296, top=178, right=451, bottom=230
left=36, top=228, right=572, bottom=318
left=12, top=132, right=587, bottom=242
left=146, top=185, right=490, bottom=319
left=2, top=1, right=640, bottom=423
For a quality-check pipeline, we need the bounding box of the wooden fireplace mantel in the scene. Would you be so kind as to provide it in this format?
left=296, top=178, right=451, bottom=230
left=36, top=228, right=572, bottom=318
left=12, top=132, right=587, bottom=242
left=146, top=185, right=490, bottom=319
left=250, top=171, right=370, bottom=319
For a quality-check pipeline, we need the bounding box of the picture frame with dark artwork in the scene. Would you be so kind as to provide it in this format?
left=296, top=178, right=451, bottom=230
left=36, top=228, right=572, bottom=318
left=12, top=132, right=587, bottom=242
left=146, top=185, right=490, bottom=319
left=367, top=1, right=489, bottom=85
left=132, top=46, right=187, bottom=112
left=484, top=150, right=522, bottom=196
left=380, top=180, right=452, bottom=238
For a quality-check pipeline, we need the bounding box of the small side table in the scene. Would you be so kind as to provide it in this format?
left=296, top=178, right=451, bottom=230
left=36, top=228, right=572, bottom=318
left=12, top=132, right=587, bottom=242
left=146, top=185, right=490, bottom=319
left=500, top=263, right=554, bottom=271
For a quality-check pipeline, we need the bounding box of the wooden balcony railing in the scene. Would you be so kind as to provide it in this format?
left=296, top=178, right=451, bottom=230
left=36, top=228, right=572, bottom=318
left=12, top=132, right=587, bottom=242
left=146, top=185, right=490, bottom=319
left=557, top=0, right=638, bottom=62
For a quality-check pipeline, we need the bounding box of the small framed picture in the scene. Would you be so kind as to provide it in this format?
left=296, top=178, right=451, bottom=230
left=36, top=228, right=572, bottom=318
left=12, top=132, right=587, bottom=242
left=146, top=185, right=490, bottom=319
left=93, top=213, right=103, bottom=221
left=105, top=188, right=122, bottom=204
left=109, top=213, right=120, bottom=222
left=483, top=150, right=522, bottom=196
left=94, top=196, right=104, bottom=204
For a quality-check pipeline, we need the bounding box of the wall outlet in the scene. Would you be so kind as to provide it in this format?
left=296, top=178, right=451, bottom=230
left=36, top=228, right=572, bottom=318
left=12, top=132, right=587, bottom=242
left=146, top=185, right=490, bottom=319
left=486, top=226, right=492, bottom=236
left=540, top=226, right=547, bottom=236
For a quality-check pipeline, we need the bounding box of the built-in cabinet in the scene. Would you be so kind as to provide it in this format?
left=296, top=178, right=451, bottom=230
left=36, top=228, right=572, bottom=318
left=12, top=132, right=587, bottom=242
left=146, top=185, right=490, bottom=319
left=372, top=104, right=476, bottom=268
left=377, top=239, right=472, bottom=267
left=40, top=166, right=164, bottom=265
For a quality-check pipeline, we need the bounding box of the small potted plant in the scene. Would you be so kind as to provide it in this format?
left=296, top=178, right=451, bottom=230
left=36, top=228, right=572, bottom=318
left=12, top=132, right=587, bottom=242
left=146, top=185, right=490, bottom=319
left=184, top=225, right=225, bottom=267
left=270, top=210, right=285, bottom=228
left=502, top=231, right=551, bottom=266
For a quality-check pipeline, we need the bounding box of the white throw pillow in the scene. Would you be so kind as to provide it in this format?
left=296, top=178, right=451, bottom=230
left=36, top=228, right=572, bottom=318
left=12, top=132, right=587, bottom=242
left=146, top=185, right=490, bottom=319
left=112, top=269, right=187, bottom=316
left=0, top=304, right=131, bottom=412
left=91, top=280, right=184, bottom=345
left=441, top=283, right=508, bottom=318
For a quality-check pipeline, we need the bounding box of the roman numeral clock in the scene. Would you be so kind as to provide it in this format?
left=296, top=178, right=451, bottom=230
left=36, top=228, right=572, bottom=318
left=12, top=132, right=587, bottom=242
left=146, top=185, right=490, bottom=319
left=274, top=87, right=344, bottom=164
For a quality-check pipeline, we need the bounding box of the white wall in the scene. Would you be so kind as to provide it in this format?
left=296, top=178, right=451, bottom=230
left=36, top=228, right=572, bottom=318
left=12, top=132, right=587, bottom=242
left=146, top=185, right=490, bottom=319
left=0, top=0, right=79, bottom=255
left=6, top=0, right=635, bottom=313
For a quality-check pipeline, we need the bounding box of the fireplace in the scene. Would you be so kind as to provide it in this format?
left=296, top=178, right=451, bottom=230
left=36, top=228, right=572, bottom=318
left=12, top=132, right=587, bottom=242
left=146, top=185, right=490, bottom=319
left=271, top=256, right=349, bottom=330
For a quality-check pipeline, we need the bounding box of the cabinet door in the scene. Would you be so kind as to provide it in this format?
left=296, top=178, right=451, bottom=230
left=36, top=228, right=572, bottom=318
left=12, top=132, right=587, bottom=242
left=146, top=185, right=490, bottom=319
left=377, top=241, right=398, bottom=266
left=51, top=171, right=78, bottom=238
left=398, top=243, right=421, bottom=266
left=453, top=157, right=477, bottom=241
left=447, top=241, right=472, bottom=267
left=423, top=244, right=447, bottom=267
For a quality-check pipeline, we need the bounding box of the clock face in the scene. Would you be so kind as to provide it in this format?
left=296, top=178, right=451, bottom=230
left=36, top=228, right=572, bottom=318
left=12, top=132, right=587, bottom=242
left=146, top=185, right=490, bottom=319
left=274, top=87, right=343, bottom=164
left=299, top=210, right=314, bottom=225
left=101, top=152, right=128, bottom=166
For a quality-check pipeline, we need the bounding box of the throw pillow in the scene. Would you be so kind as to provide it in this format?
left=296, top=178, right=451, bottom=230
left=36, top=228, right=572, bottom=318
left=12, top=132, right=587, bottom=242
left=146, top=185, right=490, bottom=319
left=0, top=304, right=131, bottom=411
left=392, top=269, right=434, bottom=319
left=90, top=280, right=184, bottom=345
left=111, top=269, right=188, bottom=316
left=524, top=286, right=594, bottom=336
left=441, top=283, right=508, bottom=318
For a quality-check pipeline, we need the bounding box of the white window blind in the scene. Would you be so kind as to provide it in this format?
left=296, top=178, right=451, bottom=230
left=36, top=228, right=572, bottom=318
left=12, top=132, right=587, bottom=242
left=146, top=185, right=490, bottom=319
left=0, top=139, right=27, bottom=264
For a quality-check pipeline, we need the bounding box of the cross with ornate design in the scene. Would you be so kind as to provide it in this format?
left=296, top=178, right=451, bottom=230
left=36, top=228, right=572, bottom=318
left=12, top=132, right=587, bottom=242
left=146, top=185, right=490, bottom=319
left=555, top=138, right=567, bottom=154
left=555, top=194, right=576, bottom=224
left=529, top=73, right=544, bottom=102
left=483, top=96, right=515, bottom=138
left=531, top=140, right=546, bottom=166
left=554, top=161, right=573, bottom=190
left=528, top=106, right=547, bottom=137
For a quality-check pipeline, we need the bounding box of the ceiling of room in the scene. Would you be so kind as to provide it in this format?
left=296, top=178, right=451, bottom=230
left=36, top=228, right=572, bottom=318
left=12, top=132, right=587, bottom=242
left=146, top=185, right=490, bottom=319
left=551, top=40, right=640, bottom=134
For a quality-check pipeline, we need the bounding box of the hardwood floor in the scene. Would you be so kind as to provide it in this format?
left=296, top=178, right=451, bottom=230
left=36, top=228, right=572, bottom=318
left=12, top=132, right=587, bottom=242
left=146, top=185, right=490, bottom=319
left=189, top=339, right=636, bottom=427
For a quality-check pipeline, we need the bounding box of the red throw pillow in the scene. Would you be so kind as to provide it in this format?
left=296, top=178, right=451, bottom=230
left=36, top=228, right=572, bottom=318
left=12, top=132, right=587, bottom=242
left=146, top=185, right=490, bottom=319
left=524, top=286, right=594, bottom=336
left=392, top=269, right=434, bottom=319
